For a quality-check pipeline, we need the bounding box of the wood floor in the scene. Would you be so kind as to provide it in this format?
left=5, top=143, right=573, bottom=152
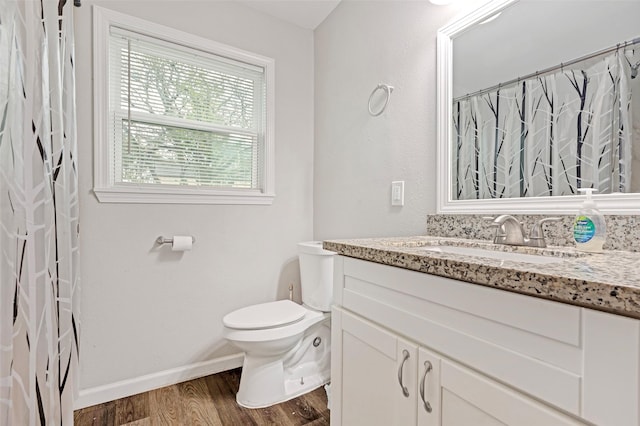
left=74, top=368, right=330, bottom=426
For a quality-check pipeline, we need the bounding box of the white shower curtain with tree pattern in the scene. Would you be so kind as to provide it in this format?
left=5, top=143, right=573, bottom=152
left=453, top=50, right=633, bottom=200
left=0, top=1, right=80, bottom=425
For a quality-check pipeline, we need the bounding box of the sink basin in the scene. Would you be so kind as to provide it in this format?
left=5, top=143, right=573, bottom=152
left=419, top=245, right=564, bottom=265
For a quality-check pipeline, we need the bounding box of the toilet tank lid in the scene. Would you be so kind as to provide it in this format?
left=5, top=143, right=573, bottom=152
left=298, top=241, right=335, bottom=256
left=223, top=300, right=307, bottom=330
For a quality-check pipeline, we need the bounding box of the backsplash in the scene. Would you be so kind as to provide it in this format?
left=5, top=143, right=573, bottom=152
left=426, top=214, right=640, bottom=252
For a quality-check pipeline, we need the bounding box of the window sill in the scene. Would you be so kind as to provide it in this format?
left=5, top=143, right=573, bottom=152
left=93, top=186, right=275, bottom=205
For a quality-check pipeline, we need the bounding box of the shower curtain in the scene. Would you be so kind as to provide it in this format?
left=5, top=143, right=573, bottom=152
left=0, top=1, right=80, bottom=425
left=453, top=50, right=632, bottom=200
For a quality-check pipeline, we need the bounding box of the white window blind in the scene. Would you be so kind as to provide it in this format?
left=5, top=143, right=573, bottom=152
left=108, top=28, right=266, bottom=191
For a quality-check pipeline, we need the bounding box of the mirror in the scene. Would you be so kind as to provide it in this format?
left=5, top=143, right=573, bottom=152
left=436, top=0, right=640, bottom=213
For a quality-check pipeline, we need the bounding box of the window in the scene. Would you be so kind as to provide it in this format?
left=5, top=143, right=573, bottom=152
left=93, top=7, right=275, bottom=204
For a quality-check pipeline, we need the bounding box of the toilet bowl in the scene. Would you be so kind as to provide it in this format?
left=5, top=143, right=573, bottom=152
left=222, top=242, right=334, bottom=409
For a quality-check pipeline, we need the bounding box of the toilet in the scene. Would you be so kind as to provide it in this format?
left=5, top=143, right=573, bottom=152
left=222, top=241, right=334, bottom=408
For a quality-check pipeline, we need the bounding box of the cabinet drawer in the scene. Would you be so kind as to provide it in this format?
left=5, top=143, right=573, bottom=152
left=342, top=257, right=581, bottom=345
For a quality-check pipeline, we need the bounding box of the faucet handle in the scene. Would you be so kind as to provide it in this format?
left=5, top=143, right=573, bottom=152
left=531, top=217, right=562, bottom=231
left=483, top=216, right=499, bottom=228
left=528, top=217, right=562, bottom=247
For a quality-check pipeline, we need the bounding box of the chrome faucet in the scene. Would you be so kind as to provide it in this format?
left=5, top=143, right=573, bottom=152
left=489, top=215, right=526, bottom=246
left=486, top=215, right=561, bottom=248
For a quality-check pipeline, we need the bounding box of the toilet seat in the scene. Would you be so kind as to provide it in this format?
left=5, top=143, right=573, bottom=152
left=223, top=307, right=329, bottom=343
left=223, top=300, right=307, bottom=330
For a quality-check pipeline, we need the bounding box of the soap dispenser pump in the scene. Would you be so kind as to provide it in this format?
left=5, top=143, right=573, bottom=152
left=573, top=188, right=606, bottom=253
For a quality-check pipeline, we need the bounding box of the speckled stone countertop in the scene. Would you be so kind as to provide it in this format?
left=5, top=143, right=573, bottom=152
left=323, top=236, right=640, bottom=319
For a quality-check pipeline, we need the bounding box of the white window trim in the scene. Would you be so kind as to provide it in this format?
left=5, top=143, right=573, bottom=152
left=93, top=6, right=275, bottom=204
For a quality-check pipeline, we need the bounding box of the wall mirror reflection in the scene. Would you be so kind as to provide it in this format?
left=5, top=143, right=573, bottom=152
left=437, top=0, right=640, bottom=213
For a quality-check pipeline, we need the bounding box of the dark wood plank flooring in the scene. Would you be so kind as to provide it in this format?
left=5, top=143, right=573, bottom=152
left=74, top=368, right=330, bottom=426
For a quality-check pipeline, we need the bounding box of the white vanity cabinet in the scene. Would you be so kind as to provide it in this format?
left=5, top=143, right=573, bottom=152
left=330, top=256, right=640, bottom=426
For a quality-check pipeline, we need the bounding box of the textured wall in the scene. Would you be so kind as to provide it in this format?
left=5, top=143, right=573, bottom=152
left=313, top=1, right=469, bottom=240
left=74, top=0, right=314, bottom=395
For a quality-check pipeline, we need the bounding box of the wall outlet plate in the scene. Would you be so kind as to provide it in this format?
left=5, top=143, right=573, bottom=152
left=391, top=181, right=404, bottom=206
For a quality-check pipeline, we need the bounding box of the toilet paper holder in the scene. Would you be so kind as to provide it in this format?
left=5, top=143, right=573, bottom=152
left=155, top=236, right=196, bottom=245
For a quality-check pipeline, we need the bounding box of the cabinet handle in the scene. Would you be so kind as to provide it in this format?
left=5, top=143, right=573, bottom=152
left=397, top=349, right=410, bottom=397
left=420, top=360, right=433, bottom=413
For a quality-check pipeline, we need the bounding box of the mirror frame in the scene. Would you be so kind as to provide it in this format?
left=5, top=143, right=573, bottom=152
left=436, top=0, right=640, bottom=214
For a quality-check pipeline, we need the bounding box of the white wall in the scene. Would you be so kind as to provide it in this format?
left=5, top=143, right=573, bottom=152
left=74, top=0, right=314, bottom=405
left=313, top=1, right=468, bottom=240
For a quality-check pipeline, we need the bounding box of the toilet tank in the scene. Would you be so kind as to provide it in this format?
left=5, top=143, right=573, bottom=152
left=298, top=241, right=335, bottom=312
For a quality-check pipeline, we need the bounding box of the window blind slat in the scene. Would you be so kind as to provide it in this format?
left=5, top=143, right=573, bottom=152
left=116, top=111, right=259, bottom=139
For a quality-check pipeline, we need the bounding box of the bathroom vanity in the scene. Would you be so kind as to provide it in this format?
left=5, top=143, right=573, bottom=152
left=325, top=237, right=640, bottom=426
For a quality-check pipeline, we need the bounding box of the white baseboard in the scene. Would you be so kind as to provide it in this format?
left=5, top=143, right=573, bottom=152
left=74, top=353, right=244, bottom=410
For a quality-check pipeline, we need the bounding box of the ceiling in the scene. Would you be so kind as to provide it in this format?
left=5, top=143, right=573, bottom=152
left=236, top=0, right=342, bottom=30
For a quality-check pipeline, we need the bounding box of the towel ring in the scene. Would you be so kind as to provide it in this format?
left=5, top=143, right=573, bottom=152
left=368, top=83, right=394, bottom=116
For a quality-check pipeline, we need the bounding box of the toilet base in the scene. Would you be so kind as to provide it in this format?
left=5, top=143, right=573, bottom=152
left=236, top=321, right=331, bottom=409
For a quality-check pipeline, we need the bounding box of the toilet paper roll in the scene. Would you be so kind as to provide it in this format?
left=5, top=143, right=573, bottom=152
left=171, top=236, right=193, bottom=251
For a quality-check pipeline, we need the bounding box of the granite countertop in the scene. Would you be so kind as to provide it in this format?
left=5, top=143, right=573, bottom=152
left=323, top=236, right=640, bottom=319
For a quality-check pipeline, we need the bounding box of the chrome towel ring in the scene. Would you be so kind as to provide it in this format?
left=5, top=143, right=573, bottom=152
left=368, top=83, right=394, bottom=116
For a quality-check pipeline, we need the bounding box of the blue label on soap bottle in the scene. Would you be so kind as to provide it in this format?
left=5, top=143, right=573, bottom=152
left=573, top=216, right=595, bottom=243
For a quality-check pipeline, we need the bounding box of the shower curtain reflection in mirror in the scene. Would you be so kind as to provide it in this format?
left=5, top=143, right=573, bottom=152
left=452, top=49, right=636, bottom=200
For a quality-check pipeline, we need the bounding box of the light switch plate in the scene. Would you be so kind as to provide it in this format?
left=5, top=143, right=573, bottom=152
left=391, top=181, right=404, bottom=206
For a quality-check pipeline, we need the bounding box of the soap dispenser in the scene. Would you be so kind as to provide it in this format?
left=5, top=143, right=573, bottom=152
left=572, top=188, right=606, bottom=253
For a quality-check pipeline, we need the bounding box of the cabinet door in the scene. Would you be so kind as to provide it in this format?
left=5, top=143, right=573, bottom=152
left=440, top=360, right=585, bottom=426
left=417, top=347, right=441, bottom=426
left=340, top=309, right=417, bottom=426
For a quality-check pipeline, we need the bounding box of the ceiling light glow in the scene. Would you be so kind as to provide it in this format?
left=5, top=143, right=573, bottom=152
left=429, top=0, right=457, bottom=5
